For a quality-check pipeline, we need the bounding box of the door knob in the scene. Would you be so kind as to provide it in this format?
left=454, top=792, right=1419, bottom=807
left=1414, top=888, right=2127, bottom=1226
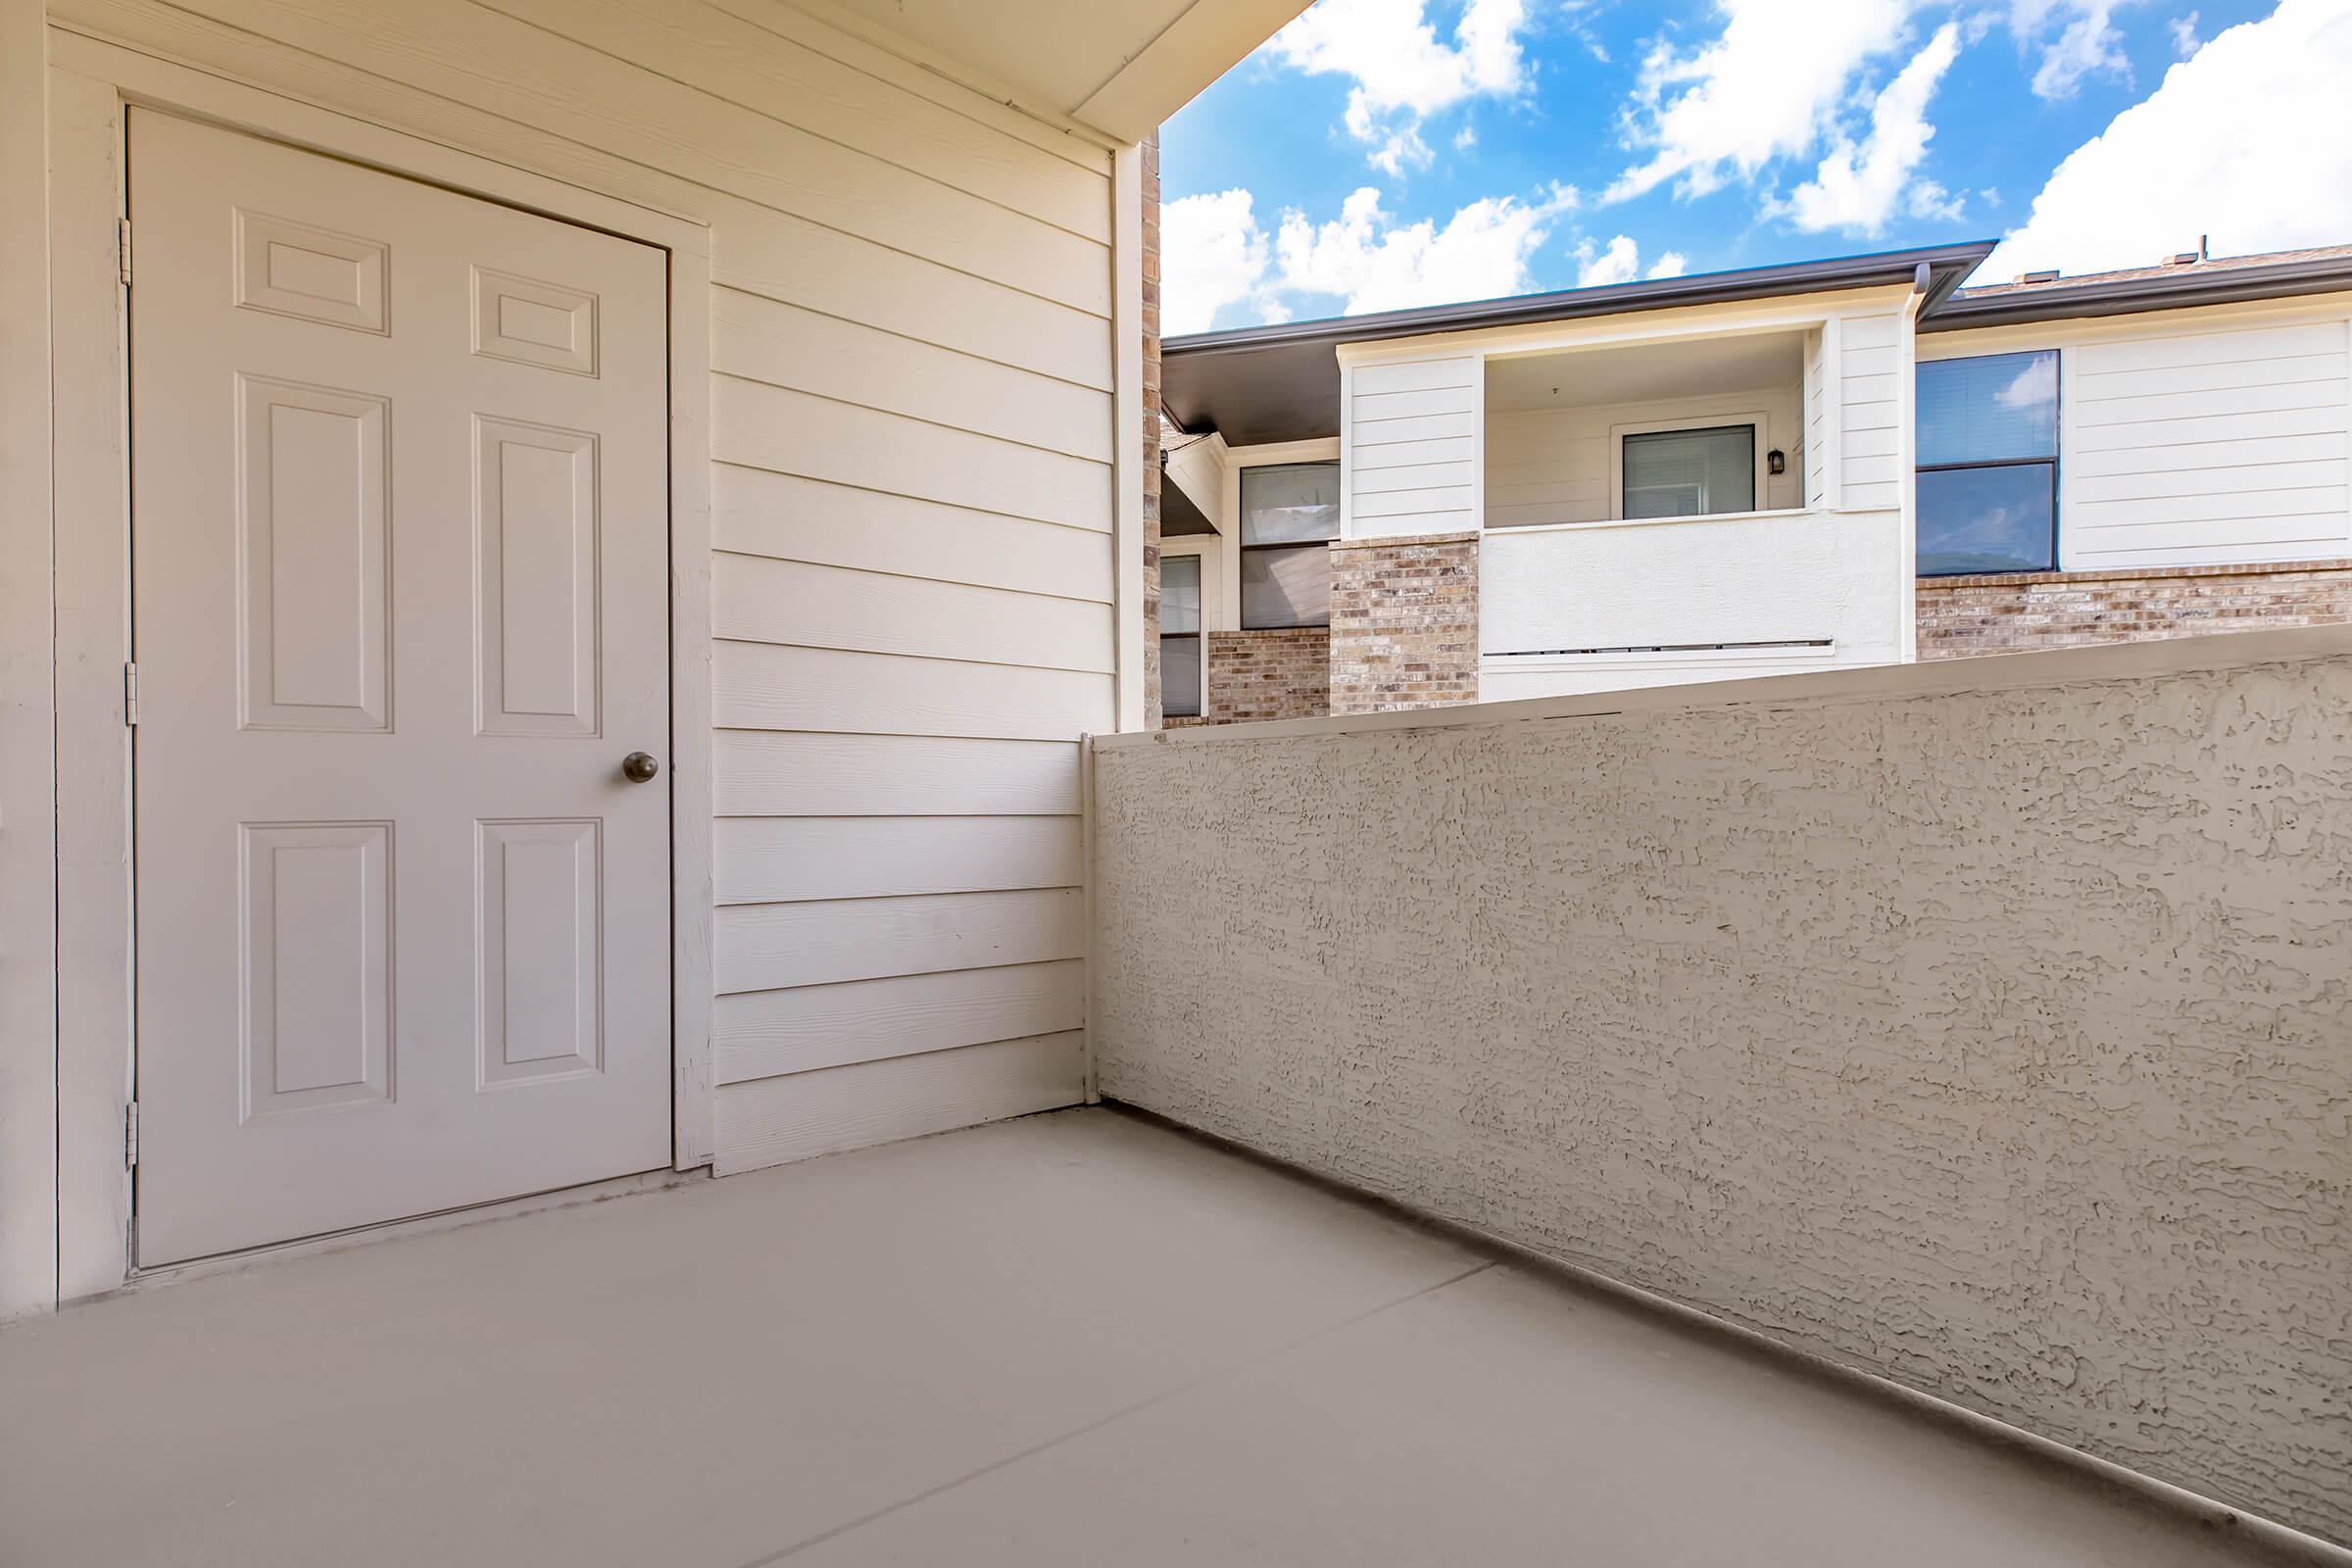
left=620, top=751, right=661, bottom=783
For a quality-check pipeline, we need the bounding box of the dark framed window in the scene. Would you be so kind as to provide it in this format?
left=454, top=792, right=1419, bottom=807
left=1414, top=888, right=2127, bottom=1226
left=1916, top=351, right=2058, bottom=575
left=1159, top=555, right=1201, bottom=718
left=1239, top=462, right=1339, bottom=628
left=1620, top=423, right=1756, bottom=519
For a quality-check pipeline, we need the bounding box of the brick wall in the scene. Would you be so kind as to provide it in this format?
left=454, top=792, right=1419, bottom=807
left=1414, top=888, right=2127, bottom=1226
left=1201, top=628, right=1331, bottom=723
left=1918, top=559, right=2352, bottom=660
left=1328, top=532, right=1481, bottom=715
left=1141, top=132, right=1163, bottom=729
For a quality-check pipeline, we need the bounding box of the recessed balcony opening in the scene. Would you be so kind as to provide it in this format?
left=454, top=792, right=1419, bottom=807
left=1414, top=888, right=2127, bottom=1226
left=1484, top=330, right=1813, bottom=528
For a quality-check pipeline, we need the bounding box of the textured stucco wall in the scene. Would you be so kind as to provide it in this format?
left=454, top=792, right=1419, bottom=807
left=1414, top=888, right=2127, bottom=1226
left=1093, top=638, right=2352, bottom=1543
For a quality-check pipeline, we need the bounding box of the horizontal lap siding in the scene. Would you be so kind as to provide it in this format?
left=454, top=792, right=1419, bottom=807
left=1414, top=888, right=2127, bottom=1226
left=715, top=960, right=1084, bottom=1081
left=78, top=0, right=1107, bottom=1162
left=715, top=1033, right=1086, bottom=1170
left=2065, top=320, right=2352, bottom=569
left=1348, top=355, right=1480, bottom=536
left=717, top=888, right=1084, bottom=994
left=714, top=816, right=1083, bottom=904
left=1840, top=314, right=1902, bottom=510
left=713, top=733, right=1080, bottom=816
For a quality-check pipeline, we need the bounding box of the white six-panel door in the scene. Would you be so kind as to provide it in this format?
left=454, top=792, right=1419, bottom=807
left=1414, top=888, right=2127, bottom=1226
left=129, top=112, right=671, bottom=1264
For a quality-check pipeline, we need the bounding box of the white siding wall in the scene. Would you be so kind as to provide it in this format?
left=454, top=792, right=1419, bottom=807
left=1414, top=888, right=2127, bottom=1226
left=1840, top=312, right=1904, bottom=510
left=2063, top=318, right=2352, bottom=568
left=1485, top=384, right=1804, bottom=527
left=1345, top=352, right=1481, bottom=537
left=60, top=0, right=1108, bottom=1171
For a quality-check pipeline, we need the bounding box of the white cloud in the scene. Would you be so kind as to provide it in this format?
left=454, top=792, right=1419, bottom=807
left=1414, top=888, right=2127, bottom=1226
left=1163, top=181, right=1582, bottom=329
left=1985, top=0, right=2352, bottom=278
left=1782, top=22, right=1964, bottom=234
left=1455, top=123, right=1479, bottom=151
left=1269, top=0, right=1531, bottom=172
left=1161, top=189, right=1271, bottom=335
left=2167, top=11, right=2199, bottom=55
left=2012, top=0, right=2132, bottom=98
left=1603, top=0, right=1923, bottom=204
left=1576, top=234, right=1642, bottom=286
left=1367, top=127, right=1433, bottom=176
left=1278, top=184, right=1579, bottom=313
left=1572, top=234, right=1688, bottom=286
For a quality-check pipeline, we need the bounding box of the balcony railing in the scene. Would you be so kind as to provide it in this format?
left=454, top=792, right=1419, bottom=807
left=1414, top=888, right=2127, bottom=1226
left=1480, top=504, right=1906, bottom=699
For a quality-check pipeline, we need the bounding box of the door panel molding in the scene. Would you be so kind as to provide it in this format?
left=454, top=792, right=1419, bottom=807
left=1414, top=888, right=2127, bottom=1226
left=236, top=373, right=394, bottom=731
left=47, top=41, right=714, bottom=1302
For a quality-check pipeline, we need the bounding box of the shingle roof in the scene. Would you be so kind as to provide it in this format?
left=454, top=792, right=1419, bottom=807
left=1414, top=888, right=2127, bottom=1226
left=1951, top=243, right=2352, bottom=300
left=1162, top=241, right=1994, bottom=446
left=1160, top=239, right=2352, bottom=441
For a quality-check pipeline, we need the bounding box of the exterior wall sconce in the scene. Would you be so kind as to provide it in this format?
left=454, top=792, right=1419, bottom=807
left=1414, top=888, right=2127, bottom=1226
left=1767, top=448, right=1787, bottom=475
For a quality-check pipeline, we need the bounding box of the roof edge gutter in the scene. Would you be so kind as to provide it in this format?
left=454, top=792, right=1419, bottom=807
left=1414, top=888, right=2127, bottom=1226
left=1165, top=241, right=1998, bottom=360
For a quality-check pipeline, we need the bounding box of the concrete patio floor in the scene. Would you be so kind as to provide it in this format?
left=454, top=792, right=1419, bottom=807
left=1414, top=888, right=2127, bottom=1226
left=0, top=1107, right=2310, bottom=1566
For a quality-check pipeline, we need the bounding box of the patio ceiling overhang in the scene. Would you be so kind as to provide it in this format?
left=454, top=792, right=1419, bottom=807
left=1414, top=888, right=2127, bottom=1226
left=814, top=0, right=1314, bottom=142
left=1164, top=240, right=1998, bottom=447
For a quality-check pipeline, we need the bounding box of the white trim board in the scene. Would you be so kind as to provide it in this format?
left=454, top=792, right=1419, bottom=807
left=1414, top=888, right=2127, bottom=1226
left=1334, top=287, right=1915, bottom=368
left=0, top=0, right=60, bottom=1325
left=44, top=40, right=718, bottom=1302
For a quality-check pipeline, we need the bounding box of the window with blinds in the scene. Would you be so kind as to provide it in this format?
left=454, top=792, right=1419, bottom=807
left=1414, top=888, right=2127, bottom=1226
left=1915, top=351, right=2058, bottom=575
left=1240, top=463, right=1340, bottom=628
left=1160, top=554, right=1202, bottom=717
left=1621, top=425, right=1757, bottom=519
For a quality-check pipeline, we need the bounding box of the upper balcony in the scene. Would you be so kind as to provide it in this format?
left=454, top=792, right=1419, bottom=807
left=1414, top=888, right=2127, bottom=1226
left=1161, top=247, right=1957, bottom=717
left=1472, top=325, right=1905, bottom=698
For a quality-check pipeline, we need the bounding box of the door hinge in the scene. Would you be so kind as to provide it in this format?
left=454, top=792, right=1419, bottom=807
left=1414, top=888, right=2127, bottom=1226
left=122, top=662, right=138, bottom=725
left=124, top=1101, right=139, bottom=1169
left=119, top=218, right=132, bottom=286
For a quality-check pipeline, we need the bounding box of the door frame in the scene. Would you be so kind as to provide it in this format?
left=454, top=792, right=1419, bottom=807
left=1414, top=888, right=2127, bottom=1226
left=47, top=34, right=717, bottom=1300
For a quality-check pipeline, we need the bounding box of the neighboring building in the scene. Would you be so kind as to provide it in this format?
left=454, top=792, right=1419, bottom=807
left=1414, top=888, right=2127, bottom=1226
left=1156, top=242, right=2352, bottom=721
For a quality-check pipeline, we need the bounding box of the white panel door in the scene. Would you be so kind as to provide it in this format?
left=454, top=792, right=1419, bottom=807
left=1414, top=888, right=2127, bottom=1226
left=129, top=112, right=671, bottom=1265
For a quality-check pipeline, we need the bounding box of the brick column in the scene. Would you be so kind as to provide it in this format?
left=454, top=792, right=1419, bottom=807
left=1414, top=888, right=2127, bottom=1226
left=1327, top=531, right=1481, bottom=715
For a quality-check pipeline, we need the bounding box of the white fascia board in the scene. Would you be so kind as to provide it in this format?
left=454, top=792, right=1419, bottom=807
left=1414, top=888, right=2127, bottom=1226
left=1335, top=283, right=1919, bottom=369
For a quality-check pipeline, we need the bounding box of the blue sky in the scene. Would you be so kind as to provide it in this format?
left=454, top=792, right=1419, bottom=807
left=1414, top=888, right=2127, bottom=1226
left=1159, top=0, right=2352, bottom=333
